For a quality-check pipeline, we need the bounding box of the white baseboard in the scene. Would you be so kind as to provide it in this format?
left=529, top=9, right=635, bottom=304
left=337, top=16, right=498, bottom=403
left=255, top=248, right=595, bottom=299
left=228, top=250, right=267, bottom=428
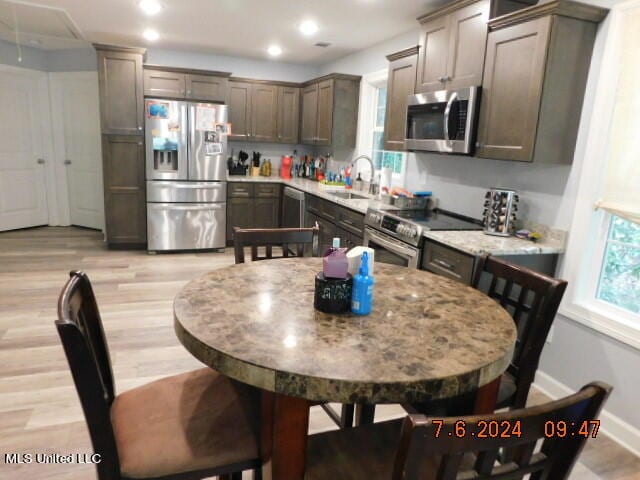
left=534, top=371, right=640, bottom=457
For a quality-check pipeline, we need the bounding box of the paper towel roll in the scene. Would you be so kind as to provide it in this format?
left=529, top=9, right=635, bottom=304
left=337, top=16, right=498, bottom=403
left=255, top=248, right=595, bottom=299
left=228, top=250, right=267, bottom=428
left=347, top=247, right=375, bottom=276
left=380, top=167, right=392, bottom=191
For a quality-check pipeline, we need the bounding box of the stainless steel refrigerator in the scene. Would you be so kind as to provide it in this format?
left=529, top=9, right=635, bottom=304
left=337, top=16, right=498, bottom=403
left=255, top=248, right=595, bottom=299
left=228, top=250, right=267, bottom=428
left=145, top=99, right=228, bottom=251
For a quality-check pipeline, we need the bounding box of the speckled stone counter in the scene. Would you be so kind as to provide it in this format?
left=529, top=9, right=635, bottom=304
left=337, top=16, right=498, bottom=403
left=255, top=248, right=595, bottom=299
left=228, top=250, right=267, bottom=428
left=227, top=175, right=398, bottom=214
left=174, top=258, right=516, bottom=404
left=423, top=229, right=566, bottom=256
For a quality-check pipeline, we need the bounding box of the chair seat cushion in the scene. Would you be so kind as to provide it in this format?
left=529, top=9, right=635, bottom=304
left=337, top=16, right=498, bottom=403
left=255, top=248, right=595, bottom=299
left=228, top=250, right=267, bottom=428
left=111, top=368, right=260, bottom=479
left=306, top=419, right=476, bottom=480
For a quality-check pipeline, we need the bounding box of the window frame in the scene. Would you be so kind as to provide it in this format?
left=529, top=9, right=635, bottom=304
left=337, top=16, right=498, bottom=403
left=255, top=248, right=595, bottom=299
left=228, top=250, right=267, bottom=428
left=354, top=69, right=406, bottom=186
left=559, top=0, right=640, bottom=350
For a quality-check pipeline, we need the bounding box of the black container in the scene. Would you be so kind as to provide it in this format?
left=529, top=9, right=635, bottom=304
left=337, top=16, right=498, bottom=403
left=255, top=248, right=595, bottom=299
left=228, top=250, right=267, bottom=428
left=314, top=272, right=352, bottom=314
left=229, top=165, right=248, bottom=176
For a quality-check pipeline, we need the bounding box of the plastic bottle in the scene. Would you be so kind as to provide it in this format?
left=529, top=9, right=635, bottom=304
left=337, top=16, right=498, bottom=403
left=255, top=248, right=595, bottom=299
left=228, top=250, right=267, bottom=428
left=324, top=237, right=340, bottom=257
left=351, top=252, right=374, bottom=315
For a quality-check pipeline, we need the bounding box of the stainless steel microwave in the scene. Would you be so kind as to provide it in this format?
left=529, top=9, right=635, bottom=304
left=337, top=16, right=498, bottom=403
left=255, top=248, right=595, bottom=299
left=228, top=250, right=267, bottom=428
left=405, top=86, right=480, bottom=155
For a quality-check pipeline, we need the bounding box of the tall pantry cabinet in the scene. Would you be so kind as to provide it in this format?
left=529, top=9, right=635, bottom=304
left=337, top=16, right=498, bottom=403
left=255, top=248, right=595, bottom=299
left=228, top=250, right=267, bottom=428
left=95, top=44, right=147, bottom=247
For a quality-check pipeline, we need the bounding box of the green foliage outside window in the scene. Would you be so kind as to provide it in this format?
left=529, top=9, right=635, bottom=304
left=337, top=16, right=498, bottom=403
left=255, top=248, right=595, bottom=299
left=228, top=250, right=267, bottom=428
left=597, top=216, right=640, bottom=314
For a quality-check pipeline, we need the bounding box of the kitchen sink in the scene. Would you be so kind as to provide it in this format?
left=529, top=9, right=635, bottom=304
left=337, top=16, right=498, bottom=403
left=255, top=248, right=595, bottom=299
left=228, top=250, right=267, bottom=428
left=328, top=191, right=369, bottom=200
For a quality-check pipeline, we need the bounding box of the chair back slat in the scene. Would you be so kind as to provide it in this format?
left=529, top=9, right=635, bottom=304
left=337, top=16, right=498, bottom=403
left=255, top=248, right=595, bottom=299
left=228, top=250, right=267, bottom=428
left=55, top=271, right=120, bottom=479
left=233, top=225, right=320, bottom=264
left=393, top=382, right=611, bottom=480
left=472, top=255, right=567, bottom=409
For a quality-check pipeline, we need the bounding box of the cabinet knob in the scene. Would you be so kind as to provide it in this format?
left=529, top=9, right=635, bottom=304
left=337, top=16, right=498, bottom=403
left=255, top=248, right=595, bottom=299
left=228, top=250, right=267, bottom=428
left=36, top=158, right=45, bottom=165
left=64, top=159, right=72, bottom=165
left=439, top=76, right=446, bottom=82
left=138, top=126, right=143, bottom=130
left=186, top=90, right=191, bottom=95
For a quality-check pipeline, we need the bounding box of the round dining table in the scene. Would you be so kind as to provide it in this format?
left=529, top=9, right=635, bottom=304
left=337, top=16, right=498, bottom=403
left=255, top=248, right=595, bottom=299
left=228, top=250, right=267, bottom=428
left=174, top=258, right=516, bottom=480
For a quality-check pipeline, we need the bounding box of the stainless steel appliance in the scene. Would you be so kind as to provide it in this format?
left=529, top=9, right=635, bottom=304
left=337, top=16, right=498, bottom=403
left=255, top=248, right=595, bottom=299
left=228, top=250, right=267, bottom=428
left=282, top=187, right=305, bottom=228
left=146, top=99, right=228, bottom=251
left=405, top=86, right=480, bottom=154
left=482, top=188, right=519, bottom=237
left=364, top=208, right=482, bottom=268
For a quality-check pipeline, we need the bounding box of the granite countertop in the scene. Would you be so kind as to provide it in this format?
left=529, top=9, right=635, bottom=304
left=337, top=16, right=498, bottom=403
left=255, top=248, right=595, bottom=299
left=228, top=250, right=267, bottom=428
left=174, top=258, right=516, bottom=404
left=227, top=175, right=398, bottom=214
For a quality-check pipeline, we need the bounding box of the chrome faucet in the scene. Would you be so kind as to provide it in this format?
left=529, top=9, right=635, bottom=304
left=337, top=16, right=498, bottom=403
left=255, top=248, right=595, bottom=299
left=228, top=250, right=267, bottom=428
left=351, top=155, right=378, bottom=195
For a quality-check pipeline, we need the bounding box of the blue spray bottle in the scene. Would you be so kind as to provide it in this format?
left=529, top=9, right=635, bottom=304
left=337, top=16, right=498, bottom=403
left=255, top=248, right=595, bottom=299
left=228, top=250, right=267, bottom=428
left=351, top=251, right=374, bottom=315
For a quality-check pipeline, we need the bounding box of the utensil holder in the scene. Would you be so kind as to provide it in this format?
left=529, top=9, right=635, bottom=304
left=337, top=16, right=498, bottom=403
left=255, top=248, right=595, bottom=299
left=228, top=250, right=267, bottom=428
left=482, top=188, right=518, bottom=236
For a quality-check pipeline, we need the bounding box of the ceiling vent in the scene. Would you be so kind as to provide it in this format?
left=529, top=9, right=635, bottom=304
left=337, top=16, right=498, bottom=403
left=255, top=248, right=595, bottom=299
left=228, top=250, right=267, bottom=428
left=0, top=0, right=85, bottom=49
left=314, top=42, right=331, bottom=48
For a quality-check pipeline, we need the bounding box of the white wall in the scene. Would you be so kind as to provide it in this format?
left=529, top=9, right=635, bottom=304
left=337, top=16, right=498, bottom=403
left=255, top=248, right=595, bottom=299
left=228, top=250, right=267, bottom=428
left=146, top=48, right=320, bottom=83
left=0, top=39, right=48, bottom=71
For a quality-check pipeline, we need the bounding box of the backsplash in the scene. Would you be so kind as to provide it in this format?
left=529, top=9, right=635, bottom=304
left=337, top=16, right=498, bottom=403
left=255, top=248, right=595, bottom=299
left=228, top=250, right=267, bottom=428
left=228, top=142, right=312, bottom=172
left=405, top=152, right=577, bottom=230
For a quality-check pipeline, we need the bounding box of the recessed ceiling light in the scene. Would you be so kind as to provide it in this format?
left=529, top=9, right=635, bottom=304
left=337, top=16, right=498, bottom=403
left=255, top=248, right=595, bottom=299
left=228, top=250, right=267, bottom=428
left=143, top=29, right=159, bottom=41
left=267, top=45, right=282, bottom=57
left=139, top=0, right=162, bottom=15
left=299, top=20, right=319, bottom=36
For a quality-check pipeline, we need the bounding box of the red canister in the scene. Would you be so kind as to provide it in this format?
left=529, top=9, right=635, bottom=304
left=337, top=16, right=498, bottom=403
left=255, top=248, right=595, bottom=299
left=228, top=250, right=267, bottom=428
left=280, top=156, right=293, bottom=179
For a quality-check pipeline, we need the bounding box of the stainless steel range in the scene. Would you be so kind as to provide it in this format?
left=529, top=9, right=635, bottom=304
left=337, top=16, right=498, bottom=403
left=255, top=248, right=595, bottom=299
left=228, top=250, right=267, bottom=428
left=364, top=208, right=482, bottom=268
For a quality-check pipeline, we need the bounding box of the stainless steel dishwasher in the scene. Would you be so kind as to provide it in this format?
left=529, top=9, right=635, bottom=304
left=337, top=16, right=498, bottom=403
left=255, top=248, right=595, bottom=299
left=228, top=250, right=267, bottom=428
left=282, top=187, right=305, bottom=228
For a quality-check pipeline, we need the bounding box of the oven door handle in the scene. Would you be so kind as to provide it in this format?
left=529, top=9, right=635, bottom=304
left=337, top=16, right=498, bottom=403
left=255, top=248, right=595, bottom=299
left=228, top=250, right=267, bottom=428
left=443, top=91, right=458, bottom=142
left=366, top=230, right=419, bottom=258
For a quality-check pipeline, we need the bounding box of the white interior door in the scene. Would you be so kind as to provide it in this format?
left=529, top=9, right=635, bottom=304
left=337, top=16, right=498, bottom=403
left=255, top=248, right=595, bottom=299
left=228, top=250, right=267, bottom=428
left=0, top=69, right=49, bottom=231
left=50, top=72, right=104, bottom=230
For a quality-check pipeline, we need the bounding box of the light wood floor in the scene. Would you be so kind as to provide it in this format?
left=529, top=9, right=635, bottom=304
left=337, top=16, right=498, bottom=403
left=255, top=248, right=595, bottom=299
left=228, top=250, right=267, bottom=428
left=0, top=227, right=638, bottom=480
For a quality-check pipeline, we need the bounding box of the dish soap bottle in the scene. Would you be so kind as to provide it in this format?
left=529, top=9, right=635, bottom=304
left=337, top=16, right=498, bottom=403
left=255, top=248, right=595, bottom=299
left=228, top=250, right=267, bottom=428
left=351, top=252, right=374, bottom=315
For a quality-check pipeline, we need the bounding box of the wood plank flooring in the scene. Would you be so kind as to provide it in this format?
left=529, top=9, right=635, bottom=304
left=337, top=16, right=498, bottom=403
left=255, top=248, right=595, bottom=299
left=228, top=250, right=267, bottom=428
left=0, top=227, right=638, bottom=479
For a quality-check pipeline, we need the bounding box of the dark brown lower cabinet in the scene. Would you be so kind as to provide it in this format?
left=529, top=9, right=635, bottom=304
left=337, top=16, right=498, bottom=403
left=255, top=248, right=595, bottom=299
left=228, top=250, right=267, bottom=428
left=337, top=227, right=363, bottom=250
left=306, top=212, right=336, bottom=254
left=102, top=135, right=146, bottom=246
left=226, top=182, right=281, bottom=244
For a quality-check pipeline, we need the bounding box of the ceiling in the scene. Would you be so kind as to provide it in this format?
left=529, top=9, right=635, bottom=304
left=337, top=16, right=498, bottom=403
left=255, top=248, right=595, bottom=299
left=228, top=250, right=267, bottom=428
left=0, top=0, right=447, bottom=63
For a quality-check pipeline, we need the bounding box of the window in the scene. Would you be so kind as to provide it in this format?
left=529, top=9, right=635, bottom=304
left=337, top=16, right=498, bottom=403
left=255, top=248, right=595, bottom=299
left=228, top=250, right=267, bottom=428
left=597, top=216, right=640, bottom=314
left=371, top=86, right=404, bottom=175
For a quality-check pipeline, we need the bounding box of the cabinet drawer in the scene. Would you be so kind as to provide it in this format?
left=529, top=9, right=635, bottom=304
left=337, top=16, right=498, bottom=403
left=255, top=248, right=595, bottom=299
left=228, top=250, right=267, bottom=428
left=337, top=207, right=364, bottom=236
left=422, top=240, right=474, bottom=284
left=228, top=182, right=253, bottom=198
left=306, top=194, right=323, bottom=216
left=254, top=183, right=280, bottom=198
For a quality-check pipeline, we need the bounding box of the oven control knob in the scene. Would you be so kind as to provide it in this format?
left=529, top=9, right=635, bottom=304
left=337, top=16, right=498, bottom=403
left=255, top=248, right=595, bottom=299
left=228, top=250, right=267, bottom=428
left=398, top=225, right=407, bottom=235
left=409, top=228, right=418, bottom=238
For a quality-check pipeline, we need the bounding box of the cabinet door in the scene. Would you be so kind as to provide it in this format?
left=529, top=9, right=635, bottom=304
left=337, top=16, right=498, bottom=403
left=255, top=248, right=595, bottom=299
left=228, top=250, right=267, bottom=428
left=228, top=81, right=252, bottom=141
left=300, top=84, right=318, bottom=145
left=186, top=74, right=229, bottom=102
left=254, top=197, right=280, bottom=229
left=277, top=86, right=300, bottom=143
left=384, top=53, right=418, bottom=151
left=227, top=197, right=253, bottom=242
left=416, top=15, right=450, bottom=93
left=306, top=212, right=335, bottom=253
left=251, top=84, right=278, bottom=142
left=315, top=79, right=334, bottom=146
left=143, top=69, right=186, bottom=99
left=445, top=0, right=490, bottom=90
left=97, top=50, right=144, bottom=135
left=476, top=17, right=551, bottom=162
left=102, top=135, right=146, bottom=244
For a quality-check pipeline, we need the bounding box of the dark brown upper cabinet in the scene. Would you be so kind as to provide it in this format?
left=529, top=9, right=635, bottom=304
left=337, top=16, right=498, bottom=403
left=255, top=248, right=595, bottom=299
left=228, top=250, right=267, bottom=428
left=186, top=73, right=228, bottom=102
left=143, top=69, right=185, bottom=98
left=300, top=84, right=319, bottom=144
left=228, top=80, right=300, bottom=144
left=277, top=86, right=300, bottom=143
left=95, top=45, right=145, bottom=135
left=228, top=80, right=252, bottom=141
left=416, top=0, right=490, bottom=93
left=250, top=83, right=279, bottom=142
left=476, top=0, right=608, bottom=163
left=143, top=66, right=230, bottom=102
left=383, top=46, right=419, bottom=151
left=300, top=74, right=361, bottom=149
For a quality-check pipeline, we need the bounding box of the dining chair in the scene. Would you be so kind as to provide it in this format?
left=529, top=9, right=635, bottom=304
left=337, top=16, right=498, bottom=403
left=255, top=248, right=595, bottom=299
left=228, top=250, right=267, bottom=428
left=56, top=271, right=262, bottom=480
left=305, top=381, right=611, bottom=480
left=233, top=224, right=319, bottom=263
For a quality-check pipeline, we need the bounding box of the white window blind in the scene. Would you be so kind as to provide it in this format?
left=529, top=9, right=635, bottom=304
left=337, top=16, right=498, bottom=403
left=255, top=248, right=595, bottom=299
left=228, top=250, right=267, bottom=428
left=595, top=9, right=640, bottom=224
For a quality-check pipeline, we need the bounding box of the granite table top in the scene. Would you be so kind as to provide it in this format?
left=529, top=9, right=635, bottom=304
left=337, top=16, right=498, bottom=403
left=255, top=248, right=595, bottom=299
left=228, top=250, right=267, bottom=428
left=174, top=258, right=516, bottom=404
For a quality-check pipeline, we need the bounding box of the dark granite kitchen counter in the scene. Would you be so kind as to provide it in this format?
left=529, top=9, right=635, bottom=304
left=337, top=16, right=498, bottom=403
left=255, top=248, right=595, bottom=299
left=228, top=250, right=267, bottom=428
left=174, top=258, right=516, bottom=404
